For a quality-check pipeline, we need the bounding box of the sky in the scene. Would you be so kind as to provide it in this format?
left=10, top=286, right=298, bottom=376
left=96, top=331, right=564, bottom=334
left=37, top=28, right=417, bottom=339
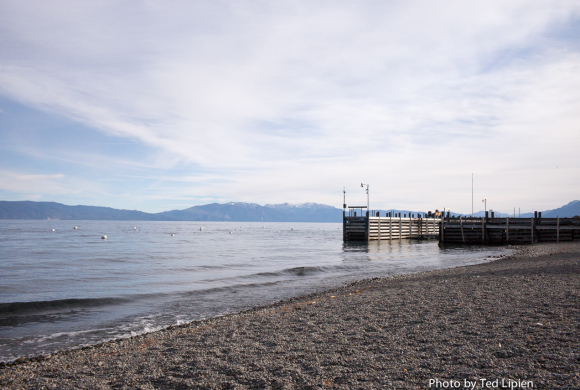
left=1, top=1, right=579, bottom=214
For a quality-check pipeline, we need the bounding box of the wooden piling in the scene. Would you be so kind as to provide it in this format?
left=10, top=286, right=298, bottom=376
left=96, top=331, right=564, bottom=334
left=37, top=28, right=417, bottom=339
left=343, top=210, right=346, bottom=241
left=365, top=211, right=369, bottom=242
left=399, top=218, right=402, bottom=241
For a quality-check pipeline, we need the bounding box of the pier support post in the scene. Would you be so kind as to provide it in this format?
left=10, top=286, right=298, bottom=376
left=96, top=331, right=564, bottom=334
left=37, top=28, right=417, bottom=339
left=343, top=210, right=346, bottom=241
left=399, top=217, right=402, bottom=241
left=365, top=211, right=369, bottom=242
left=481, top=216, right=485, bottom=245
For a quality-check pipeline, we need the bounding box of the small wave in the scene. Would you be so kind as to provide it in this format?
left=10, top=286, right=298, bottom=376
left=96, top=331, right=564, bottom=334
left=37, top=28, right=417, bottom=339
left=180, top=280, right=281, bottom=298
left=250, top=265, right=336, bottom=279
left=281, top=265, right=331, bottom=276
left=28, top=327, right=117, bottom=343
left=0, top=297, right=130, bottom=316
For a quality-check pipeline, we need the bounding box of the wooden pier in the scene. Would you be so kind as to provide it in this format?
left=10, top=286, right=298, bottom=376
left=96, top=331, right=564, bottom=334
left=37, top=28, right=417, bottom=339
left=440, top=214, right=580, bottom=245
left=343, top=211, right=440, bottom=241
left=343, top=209, right=580, bottom=245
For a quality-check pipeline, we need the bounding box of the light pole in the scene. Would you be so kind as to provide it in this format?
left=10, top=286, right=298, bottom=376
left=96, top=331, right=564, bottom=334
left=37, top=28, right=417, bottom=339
left=482, top=199, right=486, bottom=217
left=361, top=183, right=369, bottom=214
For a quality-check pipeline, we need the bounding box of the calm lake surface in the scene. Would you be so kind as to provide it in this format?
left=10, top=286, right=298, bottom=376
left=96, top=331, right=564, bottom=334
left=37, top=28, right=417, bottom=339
left=0, top=220, right=510, bottom=362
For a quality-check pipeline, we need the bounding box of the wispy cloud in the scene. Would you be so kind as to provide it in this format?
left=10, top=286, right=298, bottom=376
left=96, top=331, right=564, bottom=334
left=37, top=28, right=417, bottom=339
left=0, top=1, right=579, bottom=213
left=0, top=170, right=66, bottom=193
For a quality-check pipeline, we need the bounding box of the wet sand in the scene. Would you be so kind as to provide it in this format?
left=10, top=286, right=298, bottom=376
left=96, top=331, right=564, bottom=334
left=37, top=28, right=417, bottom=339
left=1, top=242, right=579, bottom=389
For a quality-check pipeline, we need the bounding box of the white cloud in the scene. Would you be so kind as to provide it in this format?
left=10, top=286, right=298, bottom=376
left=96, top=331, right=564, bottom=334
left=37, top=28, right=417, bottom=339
left=0, top=170, right=67, bottom=194
left=0, top=1, right=579, bottom=212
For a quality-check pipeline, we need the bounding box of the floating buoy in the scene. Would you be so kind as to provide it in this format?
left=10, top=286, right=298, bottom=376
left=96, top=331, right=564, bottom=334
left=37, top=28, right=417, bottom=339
left=235, top=228, right=238, bottom=230
left=262, top=226, right=265, bottom=228
left=171, top=233, right=175, bottom=236
left=51, top=229, right=55, bottom=232
left=291, top=228, right=294, bottom=230
left=277, top=231, right=280, bottom=233
left=229, top=231, right=232, bottom=234
left=200, top=227, right=203, bottom=231
left=134, top=227, right=137, bottom=230
left=101, top=235, right=107, bottom=240
left=74, top=226, right=78, bottom=230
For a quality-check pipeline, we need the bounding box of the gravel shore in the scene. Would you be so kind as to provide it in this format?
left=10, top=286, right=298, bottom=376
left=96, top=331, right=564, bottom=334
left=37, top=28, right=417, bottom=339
left=1, top=242, right=579, bottom=389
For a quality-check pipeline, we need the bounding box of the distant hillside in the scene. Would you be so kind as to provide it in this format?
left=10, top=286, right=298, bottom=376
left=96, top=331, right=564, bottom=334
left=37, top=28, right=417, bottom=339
left=541, top=200, right=580, bottom=218
left=2, top=200, right=578, bottom=221
left=156, top=202, right=343, bottom=222
left=0, top=201, right=343, bottom=222
left=0, top=201, right=164, bottom=221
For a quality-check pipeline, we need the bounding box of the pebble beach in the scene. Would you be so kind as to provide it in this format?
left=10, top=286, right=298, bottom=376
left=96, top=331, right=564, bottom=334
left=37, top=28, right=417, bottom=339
left=1, top=242, right=579, bottom=389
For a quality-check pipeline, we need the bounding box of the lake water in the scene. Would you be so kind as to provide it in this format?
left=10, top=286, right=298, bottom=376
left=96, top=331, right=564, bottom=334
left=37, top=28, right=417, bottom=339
left=0, top=220, right=509, bottom=362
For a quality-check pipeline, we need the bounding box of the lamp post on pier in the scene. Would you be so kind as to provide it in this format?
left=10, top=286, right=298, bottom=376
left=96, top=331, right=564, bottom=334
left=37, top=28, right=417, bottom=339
left=482, top=199, right=487, bottom=217
left=361, top=183, right=369, bottom=215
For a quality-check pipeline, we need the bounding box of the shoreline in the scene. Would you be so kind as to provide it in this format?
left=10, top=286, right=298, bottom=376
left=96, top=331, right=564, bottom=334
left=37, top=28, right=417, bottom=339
left=0, top=243, right=510, bottom=365
left=1, top=242, right=579, bottom=389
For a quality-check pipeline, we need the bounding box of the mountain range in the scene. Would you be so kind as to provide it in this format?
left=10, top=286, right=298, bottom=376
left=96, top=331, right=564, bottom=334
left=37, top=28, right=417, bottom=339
left=0, top=200, right=578, bottom=222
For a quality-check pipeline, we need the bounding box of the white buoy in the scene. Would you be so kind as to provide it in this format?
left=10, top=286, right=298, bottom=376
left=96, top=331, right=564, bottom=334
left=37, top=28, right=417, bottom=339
left=262, top=226, right=265, bottom=228
left=51, top=228, right=55, bottom=232
left=171, top=233, right=175, bottom=236
left=291, top=228, right=294, bottom=230
left=200, top=227, right=203, bottom=231
left=134, top=227, right=137, bottom=230
left=101, top=235, right=107, bottom=240
left=229, top=231, right=232, bottom=234
left=277, top=231, right=280, bottom=233
left=74, top=226, right=78, bottom=230
left=235, top=228, right=238, bottom=230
